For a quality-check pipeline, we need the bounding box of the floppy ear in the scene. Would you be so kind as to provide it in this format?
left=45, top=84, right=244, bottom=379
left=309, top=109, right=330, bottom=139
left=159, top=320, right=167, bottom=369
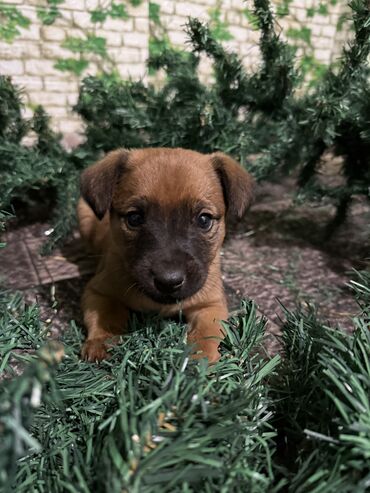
left=211, top=152, right=255, bottom=220
left=80, top=149, right=129, bottom=220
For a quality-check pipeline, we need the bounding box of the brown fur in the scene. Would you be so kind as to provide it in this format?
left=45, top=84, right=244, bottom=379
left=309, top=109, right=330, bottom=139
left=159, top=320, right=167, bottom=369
left=78, top=147, right=254, bottom=363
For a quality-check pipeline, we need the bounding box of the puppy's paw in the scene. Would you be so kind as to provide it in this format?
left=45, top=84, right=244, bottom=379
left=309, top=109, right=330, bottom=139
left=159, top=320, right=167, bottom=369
left=190, top=343, right=220, bottom=364
left=81, top=338, right=109, bottom=362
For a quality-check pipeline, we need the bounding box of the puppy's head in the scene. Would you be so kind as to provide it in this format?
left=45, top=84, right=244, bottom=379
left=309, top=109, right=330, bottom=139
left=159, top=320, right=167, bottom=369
left=81, top=148, right=254, bottom=304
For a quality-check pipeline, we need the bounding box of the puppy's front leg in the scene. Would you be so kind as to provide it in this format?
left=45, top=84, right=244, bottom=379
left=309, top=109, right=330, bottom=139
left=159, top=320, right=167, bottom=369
left=185, top=301, right=228, bottom=363
left=81, top=283, right=129, bottom=362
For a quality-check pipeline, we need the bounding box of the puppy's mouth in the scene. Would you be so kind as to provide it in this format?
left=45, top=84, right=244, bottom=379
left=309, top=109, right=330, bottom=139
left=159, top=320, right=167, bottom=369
left=143, top=289, right=187, bottom=305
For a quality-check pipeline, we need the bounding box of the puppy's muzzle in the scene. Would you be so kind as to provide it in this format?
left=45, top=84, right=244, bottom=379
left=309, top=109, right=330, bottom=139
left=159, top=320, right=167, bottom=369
left=153, top=268, right=185, bottom=295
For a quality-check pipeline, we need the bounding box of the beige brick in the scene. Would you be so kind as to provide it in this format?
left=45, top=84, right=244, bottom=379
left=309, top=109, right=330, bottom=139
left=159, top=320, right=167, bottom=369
left=0, top=42, right=18, bottom=60
left=60, top=27, right=84, bottom=39
left=19, top=24, right=40, bottom=41
left=126, top=2, right=148, bottom=17
left=231, top=0, right=244, bottom=7
left=111, top=46, right=143, bottom=64
left=117, top=63, right=146, bottom=80
left=63, top=0, right=85, bottom=10
left=0, top=60, right=24, bottom=75
left=134, top=17, right=148, bottom=33
left=44, top=79, right=78, bottom=93
left=163, top=15, right=188, bottom=31
left=42, top=26, right=66, bottom=42
left=57, top=118, right=84, bottom=134
left=139, top=48, right=149, bottom=62
left=67, top=92, right=79, bottom=106
left=22, top=104, right=34, bottom=118
left=12, top=75, right=43, bottom=91
left=240, top=43, right=260, bottom=59
left=315, top=36, right=332, bottom=49
left=292, top=8, right=307, bottom=22
left=322, top=25, right=336, bottom=39
left=159, top=1, right=175, bottom=15
left=175, top=3, right=206, bottom=18
left=46, top=106, right=69, bottom=118
left=123, top=31, right=148, bottom=48
left=311, top=24, right=322, bottom=37
left=20, top=5, right=38, bottom=21
left=315, top=49, right=331, bottom=63
left=313, top=14, right=331, bottom=26
left=230, top=26, right=248, bottom=42
left=25, top=59, right=58, bottom=75
left=223, top=40, right=239, bottom=53
left=103, top=18, right=133, bottom=32
left=81, top=63, right=98, bottom=77
left=167, top=30, right=188, bottom=47
left=73, top=10, right=91, bottom=28
left=30, top=91, right=67, bottom=106
left=59, top=8, right=74, bottom=22
left=42, top=43, right=72, bottom=59
left=15, top=42, right=42, bottom=59
left=95, top=29, right=122, bottom=47
left=226, top=10, right=242, bottom=26
left=84, top=0, right=100, bottom=9
left=17, top=0, right=39, bottom=5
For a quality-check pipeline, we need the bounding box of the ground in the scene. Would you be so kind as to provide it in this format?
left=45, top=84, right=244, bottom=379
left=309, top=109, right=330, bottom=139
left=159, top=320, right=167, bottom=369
left=1, top=178, right=369, bottom=355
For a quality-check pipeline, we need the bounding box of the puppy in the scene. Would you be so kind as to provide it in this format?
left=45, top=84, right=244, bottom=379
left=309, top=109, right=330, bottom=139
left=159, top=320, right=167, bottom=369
left=77, top=148, right=254, bottom=363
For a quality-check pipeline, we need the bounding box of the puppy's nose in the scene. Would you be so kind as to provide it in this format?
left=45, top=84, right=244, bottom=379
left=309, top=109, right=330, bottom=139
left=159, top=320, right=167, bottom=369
left=154, top=270, right=185, bottom=294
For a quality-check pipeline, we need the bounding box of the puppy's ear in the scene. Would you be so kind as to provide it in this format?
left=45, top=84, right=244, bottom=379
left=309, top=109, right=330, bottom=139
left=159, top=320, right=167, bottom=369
left=211, top=152, right=255, bottom=220
left=80, top=149, right=129, bottom=220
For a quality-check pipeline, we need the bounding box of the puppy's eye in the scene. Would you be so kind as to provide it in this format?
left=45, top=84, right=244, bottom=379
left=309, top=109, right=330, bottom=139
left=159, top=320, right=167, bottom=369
left=125, top=211, right=145, bottom=228
left=197, top=213, right=213, bottom=231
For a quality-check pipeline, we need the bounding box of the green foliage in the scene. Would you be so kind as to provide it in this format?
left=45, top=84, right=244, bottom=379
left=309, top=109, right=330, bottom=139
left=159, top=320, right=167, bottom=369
left=274, top=0, right=334, bottom=82
left=90, top=2, right=129, bottom=23
left=63, top=34, right=108, bottom=57
left=55, top=35, right=110, bottom=75
left=243, top=7, right=260, bottom=30
left=270, top=272, right=370, bottom=491
left=1, top=268, right=369, bottom=491
left=273, top=0, right=370, bottom=227
left=149, top=1, right=161, bottom=24
left=208, top=4, right=233, bottom=42
left=0, top=3, right=30, bottom=42
left=0, top=76, right=28, bottom=142
left=37, top=0, right=64, bottom=26
left=1, top=1, right=370, bottom=490
left=149, top=1, right=173, bottom=73
left=0, top=75, right=90, bottom=251
left=0, top=210, right=13, bottom=249
left=53, top=58, right=90, bottom=76
left=286, top=26, right=312, bottom=45
left=0, top=295, right=281, bottom=492
left=275, top=0, right=293, bottom=18
left=306, top=2, right=329, bottom=17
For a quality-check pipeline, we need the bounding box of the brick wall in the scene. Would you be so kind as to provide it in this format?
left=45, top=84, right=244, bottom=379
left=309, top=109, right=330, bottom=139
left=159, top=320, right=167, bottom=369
left=0, top=0, right=350, bottom=135
left=0, top=0, right=149, bottom=134
left=160, top=0, right=350, bottom=70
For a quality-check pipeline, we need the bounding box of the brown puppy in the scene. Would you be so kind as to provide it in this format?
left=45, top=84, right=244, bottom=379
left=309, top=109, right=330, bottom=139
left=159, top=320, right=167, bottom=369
left=78, top=147, right=254, bottom=363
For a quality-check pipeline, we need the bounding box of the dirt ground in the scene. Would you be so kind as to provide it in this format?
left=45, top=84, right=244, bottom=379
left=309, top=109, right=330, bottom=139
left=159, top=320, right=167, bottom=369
left=1, top=178, right=369, bottom=353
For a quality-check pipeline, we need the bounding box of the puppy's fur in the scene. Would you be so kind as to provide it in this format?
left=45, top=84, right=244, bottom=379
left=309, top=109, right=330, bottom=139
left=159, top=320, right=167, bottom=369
left=78, top=147, right=254, bottom=362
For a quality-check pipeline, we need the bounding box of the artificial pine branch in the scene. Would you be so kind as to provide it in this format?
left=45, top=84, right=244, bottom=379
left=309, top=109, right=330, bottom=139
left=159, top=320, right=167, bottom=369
left=0, top=296, right=280, bottom=493
left=1, top=272, right=370, bottom=492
